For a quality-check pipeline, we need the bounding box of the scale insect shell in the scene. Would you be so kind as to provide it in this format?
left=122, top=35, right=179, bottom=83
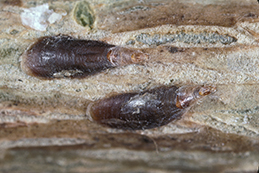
left=89, top=85, right=216, bottom=130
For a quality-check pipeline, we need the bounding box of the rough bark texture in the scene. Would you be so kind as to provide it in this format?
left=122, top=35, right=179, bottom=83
left=1, top=0, right=259, bottom=172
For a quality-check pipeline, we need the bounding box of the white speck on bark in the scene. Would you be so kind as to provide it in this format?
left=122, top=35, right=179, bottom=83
left=20, top=3, right=66, bottom=31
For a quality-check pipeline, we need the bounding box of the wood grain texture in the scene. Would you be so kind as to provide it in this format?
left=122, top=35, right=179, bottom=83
left=1, top=0, right=259, bottom=172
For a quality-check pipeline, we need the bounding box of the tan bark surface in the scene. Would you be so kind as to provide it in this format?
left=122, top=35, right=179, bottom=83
left=1, top=0, right=259, bottom=172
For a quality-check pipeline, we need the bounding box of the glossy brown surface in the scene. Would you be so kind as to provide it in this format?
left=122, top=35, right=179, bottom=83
left=21, top=35, right=148, bottom=78
left=21, top=35, right=115, bottom=78
left=90, top=85, right=215, bottom=130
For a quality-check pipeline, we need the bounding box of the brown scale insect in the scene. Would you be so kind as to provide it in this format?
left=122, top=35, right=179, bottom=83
left=21, top=35, right=148, bottom=78
left=89, top=85, right=216, bottom=130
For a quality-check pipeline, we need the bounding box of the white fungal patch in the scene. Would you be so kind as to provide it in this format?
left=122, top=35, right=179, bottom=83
left=20, top=4, right=66, bottom=31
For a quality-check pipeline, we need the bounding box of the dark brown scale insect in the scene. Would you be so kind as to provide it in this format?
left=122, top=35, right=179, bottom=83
left=89, top=85, right=216, bottom=130
left=21, top=35, right=148, bottom=78
left=88, top=86, right=216, bottom=130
